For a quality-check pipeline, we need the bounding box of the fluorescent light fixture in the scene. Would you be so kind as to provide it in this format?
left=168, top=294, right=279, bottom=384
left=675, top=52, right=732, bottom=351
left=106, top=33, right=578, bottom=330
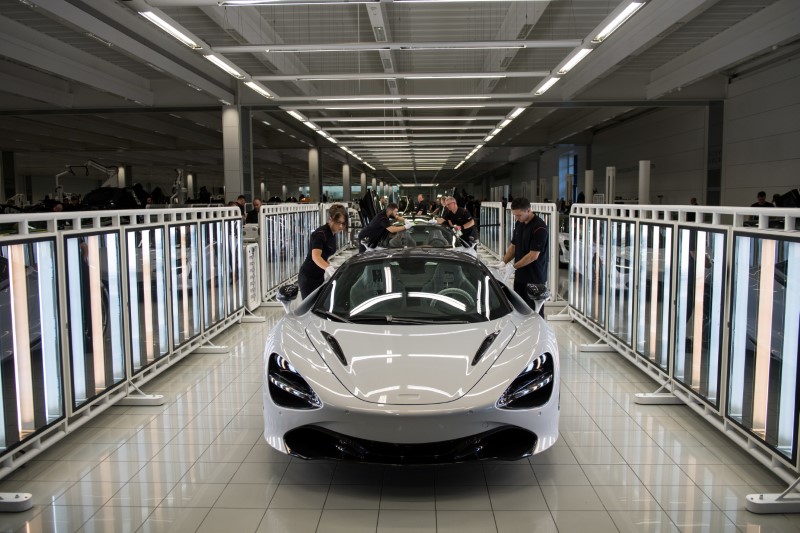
left=498, top=119, right=512, bottom=128
left=484, top=135, right=495, bottom=142
left=405, top=75, right=505, bottom=80
left=474, top=144, right=484, bottom=151
left=406, top=96, right=491, bottom=100
left=364, top=163, right=375, bottom=170
left=304, top=121, right=320, bottom=131
left=332, top=117, right=490, bottom=122
left=140, top=12, right=201, bottom=49
left=301, top=76, right=396, bottom=81
left=287, top=110, right=307, bottom=121
left=490, top=128, right=501, bottom=136
left=204, top=54, right=244, bottom=79
left=222, top=0, right=373, bottom=4
left=219, top=99, right=232, bottom=105
left=508, top=107, right=526, bottom=119
left=534, top=77, right=560, bottom=95
left=558, top=48, right=593, bottom=74
left=244, top=81, right=274, bottom=99
left=328, top=137, right=339, bottom=143
left=406, top=105, right=486, bottom=109
left=266, top=47, right=389, bottom=53
left=85, top=33, right=113, bottom=47
left=324, top=106, right=403, bottom=110
left=454, top=161, right=465, bottom=169
left=317, top=96, right=401, bottom=101
left=262, top=120, right=271, bottom=125
left=594, top=2, right=645, bottom=42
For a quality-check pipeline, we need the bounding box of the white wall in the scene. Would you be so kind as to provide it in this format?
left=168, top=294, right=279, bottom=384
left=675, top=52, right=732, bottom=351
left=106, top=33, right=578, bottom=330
left=722, top=57, right=800, bottom=206
left=589, top=107, right=707, bottom=205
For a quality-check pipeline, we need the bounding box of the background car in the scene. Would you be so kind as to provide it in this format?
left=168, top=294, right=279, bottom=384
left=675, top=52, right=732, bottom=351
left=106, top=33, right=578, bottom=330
left=263, top=249, right=559, bottom=464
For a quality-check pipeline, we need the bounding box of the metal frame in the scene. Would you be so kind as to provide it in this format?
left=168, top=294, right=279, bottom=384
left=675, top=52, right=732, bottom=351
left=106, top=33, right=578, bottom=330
left=0, top=207, right=244, bottom=478
left=567, top=204, right=800, bottom=492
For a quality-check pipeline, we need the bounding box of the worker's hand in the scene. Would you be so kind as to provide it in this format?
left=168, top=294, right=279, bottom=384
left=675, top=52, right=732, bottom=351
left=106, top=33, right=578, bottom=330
left=324, top=265, right=337, bottom=280
left=491, top=261, right=506, bottom=271
left=503, top=262, right=516, bottom=282
left=404, top=221, right=413, bottom=230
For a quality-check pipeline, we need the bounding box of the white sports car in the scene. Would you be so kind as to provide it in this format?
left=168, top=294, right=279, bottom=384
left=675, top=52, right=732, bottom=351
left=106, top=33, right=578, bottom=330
left=263, top=249, right=559, bottom=464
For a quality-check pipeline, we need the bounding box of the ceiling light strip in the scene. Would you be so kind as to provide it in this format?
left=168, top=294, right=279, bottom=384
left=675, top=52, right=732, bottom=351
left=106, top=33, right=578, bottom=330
left=214, top=40, right=581, bottom=54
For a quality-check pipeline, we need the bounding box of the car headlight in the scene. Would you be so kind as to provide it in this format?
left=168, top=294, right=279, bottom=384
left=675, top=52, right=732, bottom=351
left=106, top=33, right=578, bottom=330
left=268, top=352, right=321, bottom=409
left=497, top=352, right=554, bottom=409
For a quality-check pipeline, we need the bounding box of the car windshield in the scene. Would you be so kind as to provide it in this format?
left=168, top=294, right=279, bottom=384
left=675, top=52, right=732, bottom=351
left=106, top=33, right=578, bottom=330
left=313, top=256, right=512, bottom=324
left=381, top=225, right=464, bottom=249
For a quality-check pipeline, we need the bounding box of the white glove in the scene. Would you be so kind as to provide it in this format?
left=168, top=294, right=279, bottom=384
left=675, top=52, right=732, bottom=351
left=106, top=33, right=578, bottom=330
left=492, top=261, right=506, bottom=270
left=324, top=265, right=336, bottom=280
left=404, top=221, right=413, bottom=230
left=503, top=262, right=516, bottom=282
left=428, top=219, right=438, bottom=224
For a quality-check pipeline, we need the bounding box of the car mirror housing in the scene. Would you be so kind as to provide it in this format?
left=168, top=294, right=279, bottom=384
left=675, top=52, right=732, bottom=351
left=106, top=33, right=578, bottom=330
left=526, top=283, right=550, bottom=302
left=277, top=283, right=299, bottom=313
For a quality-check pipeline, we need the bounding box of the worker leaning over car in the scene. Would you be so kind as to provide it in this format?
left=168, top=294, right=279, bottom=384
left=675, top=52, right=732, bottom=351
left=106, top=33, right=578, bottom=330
left=298, top=204, right=348, bottom=298
left=437, top=195, right=477, bottom=243
left=357, top=202, right=411, bottom=252
left=497, top=197, right=549, bottom=317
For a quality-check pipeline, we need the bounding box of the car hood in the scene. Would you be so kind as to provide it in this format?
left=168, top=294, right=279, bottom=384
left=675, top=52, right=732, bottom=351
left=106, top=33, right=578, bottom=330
left=306, top=318, right=516, bottom=405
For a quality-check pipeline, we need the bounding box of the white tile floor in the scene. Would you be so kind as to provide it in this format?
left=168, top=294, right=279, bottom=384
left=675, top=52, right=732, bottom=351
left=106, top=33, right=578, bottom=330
left=1, top=283, right=798, bottom=531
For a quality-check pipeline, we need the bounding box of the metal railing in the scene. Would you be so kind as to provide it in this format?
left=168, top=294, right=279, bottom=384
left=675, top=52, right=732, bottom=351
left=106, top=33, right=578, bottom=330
left=0, top=207, right=244, bottom=476
left=568, top=204, right=800, bottom=483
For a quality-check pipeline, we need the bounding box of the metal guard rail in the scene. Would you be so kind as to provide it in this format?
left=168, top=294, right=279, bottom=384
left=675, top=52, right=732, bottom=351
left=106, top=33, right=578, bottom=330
left=567, top=203, right=800, bottom=483
left=0, top=207, right=245, bottom=477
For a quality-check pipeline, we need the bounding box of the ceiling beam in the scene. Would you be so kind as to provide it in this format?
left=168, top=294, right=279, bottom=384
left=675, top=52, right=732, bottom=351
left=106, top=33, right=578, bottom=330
left=213, top=39, right=581, bottom=54
left=253, top=71, right=547, bottom=82
left=0, top=69, right=73, bottom=108
left=647, top=0, right=800, bottom=99
left=0, top=15, right=153, bottom=105
left=559, top=0, right=722, bottom=101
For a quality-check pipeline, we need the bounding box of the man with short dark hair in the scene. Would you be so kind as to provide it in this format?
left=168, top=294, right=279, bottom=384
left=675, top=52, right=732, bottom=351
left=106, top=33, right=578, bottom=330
left=415, top=194, right=428, bottom=216
left=236, top=195, right=246, bottom=217
left=437, top=196, right=476, bottom=243
left=497, top=197, right=549, bottom=316
left=357, top=202, right=410, bottom=251
left=751, top=191, right=774, bottom=207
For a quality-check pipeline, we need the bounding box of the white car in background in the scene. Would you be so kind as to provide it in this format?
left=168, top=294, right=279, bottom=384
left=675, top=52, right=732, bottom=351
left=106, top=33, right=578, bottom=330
left=263, top=248, right=559, bottom=464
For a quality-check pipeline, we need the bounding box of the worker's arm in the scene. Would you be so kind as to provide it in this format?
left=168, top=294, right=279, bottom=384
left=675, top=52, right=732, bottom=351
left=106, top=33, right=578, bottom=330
left=311, top=248, right=329, bottom=270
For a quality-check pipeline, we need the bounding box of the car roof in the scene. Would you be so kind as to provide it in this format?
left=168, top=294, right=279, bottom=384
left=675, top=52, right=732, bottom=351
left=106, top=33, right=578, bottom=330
left=345, top=247, right=481, bottom=268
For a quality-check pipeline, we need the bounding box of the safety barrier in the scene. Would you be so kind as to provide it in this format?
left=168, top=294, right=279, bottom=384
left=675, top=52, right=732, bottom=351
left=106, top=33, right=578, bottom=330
left=258, top=203, right=350, bottom=302
left=480, top=201, right=561, bottom=298
left=0, top=207, right=244, bottom=476
left=568, top=204, right=800, bottom=483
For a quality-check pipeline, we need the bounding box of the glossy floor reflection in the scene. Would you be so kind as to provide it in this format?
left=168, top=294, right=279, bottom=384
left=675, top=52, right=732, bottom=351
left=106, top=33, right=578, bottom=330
left=0, top=274, right=796, bottom=532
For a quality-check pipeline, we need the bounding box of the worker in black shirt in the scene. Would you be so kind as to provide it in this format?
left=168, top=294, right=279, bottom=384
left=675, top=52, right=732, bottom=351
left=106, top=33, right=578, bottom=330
left=437, top=195, right=476, bottom=243
left=497, top=197, right=549, bottom=317
left=357, top=202, right=411, bottom=252
left=415, top=194, right=428, bottom=216
left=245, top=198, right=262, bottom=224
left=298, top=204, right=348, bottom=298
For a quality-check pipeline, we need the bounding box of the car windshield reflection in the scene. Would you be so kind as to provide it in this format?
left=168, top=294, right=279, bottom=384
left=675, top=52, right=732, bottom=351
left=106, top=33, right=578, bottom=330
left=313, top=257, right=511, bottom=324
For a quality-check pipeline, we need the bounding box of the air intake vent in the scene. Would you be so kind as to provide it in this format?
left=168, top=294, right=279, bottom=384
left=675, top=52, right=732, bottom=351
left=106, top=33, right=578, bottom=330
left=387, top=79, right=397, bottom=90
left=382, top=58, right=393, bottom=70
left=516, top=24, right=533, bottom=40
left=322, top=331, right=348, bottom=366
left=374, top=26, right=387, bottom=42
left=500, top=57, right=512, bottom=68
left=472, top=332, right=500, bottom=366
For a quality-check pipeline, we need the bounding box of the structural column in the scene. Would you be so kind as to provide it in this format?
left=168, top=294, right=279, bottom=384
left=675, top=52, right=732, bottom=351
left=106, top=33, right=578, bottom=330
left=342, top=163, right=351, bottom=202
left=1, top=152, right=15, bottom=203
left=605, top=166, right=616, bottom=204
left=308, top=147, right=322, bottom=202
left=360, top=172, right=366, bottom=196
left=584, top=170, right=594, bottom=204
left=638, top=160, right=651, bottom=205
left=551, top=175, right=559, bottom=203
left=222, top=105, right=254, bottom=203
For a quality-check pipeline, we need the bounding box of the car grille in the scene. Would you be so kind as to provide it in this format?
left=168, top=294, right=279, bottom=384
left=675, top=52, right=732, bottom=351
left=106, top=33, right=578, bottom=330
left=283, top=425, right=537, bottom=464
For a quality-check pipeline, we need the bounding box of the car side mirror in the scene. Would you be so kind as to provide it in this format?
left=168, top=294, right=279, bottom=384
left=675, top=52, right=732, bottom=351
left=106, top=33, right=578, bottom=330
left=526, top=283, right=550, bottom=302
left=277, top=283, right=299, bottom=313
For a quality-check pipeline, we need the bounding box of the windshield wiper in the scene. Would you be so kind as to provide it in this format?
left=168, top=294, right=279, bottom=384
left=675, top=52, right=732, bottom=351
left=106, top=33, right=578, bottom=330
left=314, top=310, right=352, bottom=323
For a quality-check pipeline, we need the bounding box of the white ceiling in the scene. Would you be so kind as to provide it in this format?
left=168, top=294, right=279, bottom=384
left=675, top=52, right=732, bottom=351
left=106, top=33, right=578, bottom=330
left=0, top=0, right=798, bottom=194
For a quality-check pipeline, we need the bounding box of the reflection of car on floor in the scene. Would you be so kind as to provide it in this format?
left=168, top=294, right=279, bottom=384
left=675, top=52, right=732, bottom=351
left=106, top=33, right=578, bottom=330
left=264, top=248, right=559, bottom=464
left=367, top=222, right=478, bottom=257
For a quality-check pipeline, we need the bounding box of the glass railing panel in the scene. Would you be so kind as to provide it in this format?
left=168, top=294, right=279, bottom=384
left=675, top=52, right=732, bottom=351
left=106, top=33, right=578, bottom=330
left=200, top=221, right=226, bottom=330
left=728, top=234, right=800, bottom=462
left=125, top=227, right=169, bottom=374
left=608, top=221, right=635, bottom=346
left=225, top=218, right=244, bottom=315
left=585, top=218, right=608, bottom=327
left=673, top=228, right=726, bottom=407
left=64, top=232, right=126, bottom=409
left=169, top=224, right=201, bottom=348
left=568, top=216, right=586, bottom=313
left=635, top=223, right=673, bottom=372
left=0, top=239, right=63, bottom=451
